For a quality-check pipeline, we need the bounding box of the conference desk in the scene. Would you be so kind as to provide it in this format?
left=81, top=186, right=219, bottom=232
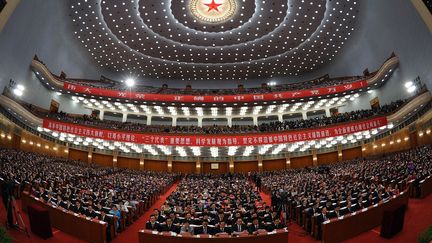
left=321, top=190, right=410, bottom=243
left=21, top=192, right=108, bottom=243
left=138, top=229, right=289, bottom=243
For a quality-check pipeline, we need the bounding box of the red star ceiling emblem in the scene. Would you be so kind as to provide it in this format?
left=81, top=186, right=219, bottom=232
left=204, top=0, right=222, bottom=12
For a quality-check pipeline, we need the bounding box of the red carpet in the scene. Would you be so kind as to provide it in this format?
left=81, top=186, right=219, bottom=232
left=258, top=188, right=432, bottom=243
left=0, top=182, right=179, bottom=243
left=0, top=196, right=84, bottom=243
left=346, top=193, right=432, bottom=243
left=257, top=187, right=318, bottom=243
left=111, top=181, right=179, bottom=243
left=1, top=185, right=430, bottom=243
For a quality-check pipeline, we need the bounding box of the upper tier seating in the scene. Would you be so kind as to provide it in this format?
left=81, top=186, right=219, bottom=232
left=32, top=53, right=398, bottom=96
left=42, top=99, right=406, bottom=134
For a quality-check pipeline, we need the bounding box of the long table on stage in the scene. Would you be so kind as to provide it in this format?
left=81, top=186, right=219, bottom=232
left=21, top=192, right=108, bottom=243
left=321, top=190, right=410, bottom=243
left=138, top=229, right=289, bottom=243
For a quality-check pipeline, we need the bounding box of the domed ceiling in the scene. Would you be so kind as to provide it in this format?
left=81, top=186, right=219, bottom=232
left=69, top=0, right=360, bottom=81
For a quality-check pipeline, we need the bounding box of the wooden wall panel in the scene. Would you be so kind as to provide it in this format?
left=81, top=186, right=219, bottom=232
left=172, top=162, right=196, bottom=173
left=0, top=133, right=13, bottom=148
left=69, top=149, right=88, bottom=163
left=317, top=152, right=338, bottom=165
left=417, top=128, right=432, bottom=146
left=117, top=157, right=140, bottom=170
left=92, top=153, right=113, bottom=167
left=290, top=156, right=313, bottom=169
left=342, top=147, right=363, bottom=161
left=234, top=161, right=258, bottom=173
left=363, top=128, right=413, bottom=157
left=263, top=159, right=286, bottom=171
left=145, top=160, right=168, bottom=172
left=202, top=162, right=229, bottom=174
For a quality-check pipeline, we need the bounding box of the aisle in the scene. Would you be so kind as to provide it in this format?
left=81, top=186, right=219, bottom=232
left=112, top=181, right=179, bottom=243
left=0, top=197, right=84, bottom=243
left=0, top=181, right=179, bottom=243
left=255, top=186, right=317, bottom=243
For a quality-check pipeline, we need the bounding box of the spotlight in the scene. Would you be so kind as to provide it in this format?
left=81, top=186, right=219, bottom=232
left=125, top=78, right=135, bottom=87
left=404, top=81, right=413, bottom=89
left=407, top=86, right=416, bottom=93
left=405, top=81, right=417, bottom=93
left=12, top=84, right=25, bottom=97
left=13, top=89, right=23, bottom=96
left=16, top=84, right=25, bottom=91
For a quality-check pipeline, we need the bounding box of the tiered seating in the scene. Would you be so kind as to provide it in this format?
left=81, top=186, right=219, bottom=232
left=255, top=145, right=432, bottom=240
left=145, top=174, right=285, bottom=235
left=38, top=98, right=405, bottom=134
left=0, top=149, right=179, bottom=241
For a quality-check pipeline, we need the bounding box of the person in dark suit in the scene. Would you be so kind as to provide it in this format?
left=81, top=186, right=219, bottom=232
left=248, top=218, right=265, bottom=234
left=98, top=210, right=112, bottom=242
left=86, top=205, right=98, bottom=218
left=214, top=221, right=231, bottom=235
left=195, top=221, right=213, bottom=235
left=169, top=213, right=180, bottom=225
left=160, top=218, right=178, bottom=233
left=315, top=207, right=330, bottom=240
left=267, top=218, right=284, bottom=231
left=255, top=176, right=262, bottom=192
left=71, top=201, right=86, bottom=215
left=231, top=218, right=247, bottom=234
left=331, top=206, right=342, bottom=218
left=342, top=201, right=356, bottom=215
left=146, top=215, right=160, bottom=231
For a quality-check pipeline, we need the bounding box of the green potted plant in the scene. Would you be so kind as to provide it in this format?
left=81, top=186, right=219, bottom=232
left=0, top=227, right=12, bottom=243
left=418, top=225, right=432, bottom=243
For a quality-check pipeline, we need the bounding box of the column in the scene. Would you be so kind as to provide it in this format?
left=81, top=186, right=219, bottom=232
left=122, top=113, right=128, bottom=123
left=253, top=116, right=258, bottom=126
left=198, top=117, right=203, bottom=128
left=229, top=157, right=235, bottom=173
left=361, top=140, right=366, bottom=156
left=172, top=117, right=177, bottom=127
left=227, top=117, right=233, bottom=127
left=99, top=110, right=105, bottom=120
left=88, top=147, right=93, bottom=163
left=325, top=108, right=331, bottom=117
left=337, top=145, right=343, bottom=162
left=139, top=154, right=145, bottom=170
left=278, top=114, right=283, bottom=122
left=196, top=157, right=201, bottom=173
left=302, top=112, right=308, bottom=120
left=167, top=156, right=173, bottom=172
left=146, top=116, right=152, bottom=126
left=285, top=153, right=291, bottom=169
left=257, top=155, right=263, bottom=172
left=312, top=149, right=318, bottom=166
left=64, top=144, right=69, bottom=158
left=113, top=151, right=118, bottom=167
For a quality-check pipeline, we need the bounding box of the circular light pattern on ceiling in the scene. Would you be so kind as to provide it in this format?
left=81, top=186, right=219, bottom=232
left=189, top=0, right=237, bottom=24
left=69, top=0, right=360, bottom=81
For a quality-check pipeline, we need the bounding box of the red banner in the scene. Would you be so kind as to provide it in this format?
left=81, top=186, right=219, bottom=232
left=43, top=117, right=387, bottom=147
left=63, top=80, right=368, bottom=103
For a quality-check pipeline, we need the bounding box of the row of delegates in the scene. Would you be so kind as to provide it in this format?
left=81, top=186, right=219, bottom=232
left=146, top=215, right=285, bottom=236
